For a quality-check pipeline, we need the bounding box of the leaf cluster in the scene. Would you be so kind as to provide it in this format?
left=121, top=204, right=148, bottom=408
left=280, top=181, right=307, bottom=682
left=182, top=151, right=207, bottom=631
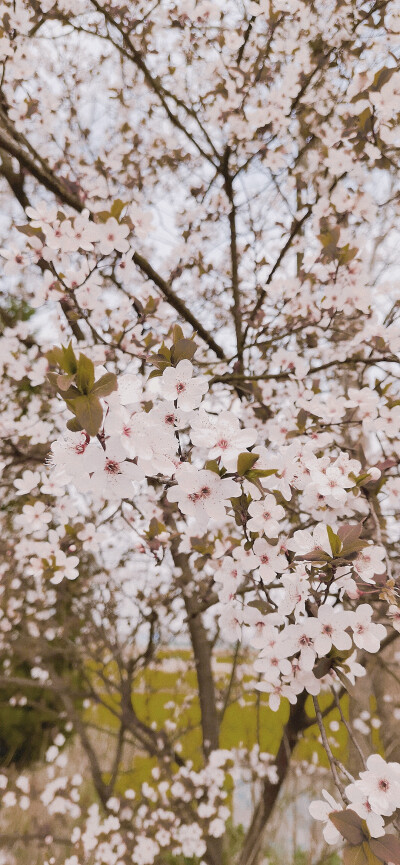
left=330, top=810, right=400, bottom=864
left=148, top=324, right=198, bottom=378
left=47, top=343, right=117, bottom=436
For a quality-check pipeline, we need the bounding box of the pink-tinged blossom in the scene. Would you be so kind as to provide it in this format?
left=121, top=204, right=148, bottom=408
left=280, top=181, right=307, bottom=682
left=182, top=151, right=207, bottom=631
left=0, top=244, right=28, bottom=274
left=344, top=783, right=385, bottom=836
left=246, top=495, right=284, bottom=536
left=132, top=836, right=160, bottom=865
left=117, top=408, right=177, bottom=476
left=14, top=470, right=41, bottom=496
left=14, top=501, right=51, bottom=534
left=255, top=679, right=297, bottom=712
left=175, top=824, right=206, bottom=859
left=356, top=754, right=400, bottom=816
left=167, top=464, right=240, bottom=528
left=218, top=602, right=243, bottom=642
left=243, top=609, right=283, bottom=650
left=349, top=604, right=387, bottom=653
left=388, top=604, right=400, bottom=632
left=278, top=619, right=320, bottom=670
left=352, top=545, right=386, bottom=584
left=277, top=569, right=309, bottom=617
left=309, top=791, right=343, bottom=844
left=287, top=524, right=332, bottom=557
left=95, top=218, right=130, bottom=255
left=252, top=537, right=287, bottom=584
left=232, top=542, right=259, bottom=571
left=254, top=642, right=291, bottom=683
left=88, top=439, right=144, bottom=500
left=161, top=360, right=208, bottom=410
left=190, top=409, right=257, bottom=469
left=50, top=433, right=100, bottom=479
left=213, top=558, right=244, bottom=603
left=50, top=550, right=79, bottom=584
left=314, top=606, right=353, bottom=656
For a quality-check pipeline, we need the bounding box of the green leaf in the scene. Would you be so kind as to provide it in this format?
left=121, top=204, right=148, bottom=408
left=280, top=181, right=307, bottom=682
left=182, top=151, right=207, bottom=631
left=61, top=342, right=77, bottom=375
left=296, top=408, right=308, bottom=430
left=66, top=418, right=84, bottom=432
left=46, top=347, right=64, bottom=367
left=337, top=523, right=363, bottom=545
left=57, top=373, right=75, bottom=392
left=370, top=834, right=400, bottom=864
left=67, top=394, right=103, bottom=437
left=76, top=354, right=95, bottom=394
left=248, top=468, right=278, bottom=479
left=371, top=66, right=395, bottom=92
left=145, top=518, right=167, bottom=540
left=171, top=338, right=198, bottom=364
left=313, top=657, right=334, bottom=679
left=171, top=324, right=184, bottom=343
left=91, top=372, right=118, bottom=398
left=342, top=844, right=372, bottom=865
left=338, top=244, right=358, bottom=265
left=47, top=372, right=80, bottom=399
left=327, top=525, right=342, bottom=557
left=237, top=452, right=260, bottom=476
left=110, top=198, right=126, bottom=220
left=329, top=810, right=365, bottom=846
left=205, top=460, right=221, bottom=475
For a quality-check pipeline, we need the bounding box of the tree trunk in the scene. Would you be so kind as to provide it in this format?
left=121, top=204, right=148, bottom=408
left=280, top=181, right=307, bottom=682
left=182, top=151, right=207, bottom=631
left=238, top=693, right=308, bottom=865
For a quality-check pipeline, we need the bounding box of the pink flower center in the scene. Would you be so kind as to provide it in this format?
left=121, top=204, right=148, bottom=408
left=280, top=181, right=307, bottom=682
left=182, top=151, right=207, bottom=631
left=105, top=459, right=120, bottom=475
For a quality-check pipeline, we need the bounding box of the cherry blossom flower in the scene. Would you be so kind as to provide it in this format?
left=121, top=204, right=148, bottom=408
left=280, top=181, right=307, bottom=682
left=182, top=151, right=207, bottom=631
left=14, top=470, right=41, bottom=496
left=287, top=524, right=332, bottom=557
left=89, top=439, right=144, bottom=500
left=167, top=464, right=240, bottom=528
left=161, top=360, right=208, bottom=411
left=344, top=784, right=385, bottom=836
left=95, top=218, right=130, bottom=255
left=246, top=495, right=285, bottom=536
left=388, top=604, right=400, bottom=632
left=349, top=605, right=387, bottom=653
left=278, top=569, right=310, bottom=616
left=50, top=550, right=80, bottom=584
left=314, top=606, right=353, bottom=656
left=50, top=433, right=100, bottom=479
left=356, top=754, right=400, bottom=816
left=309, top=790, right=343, bottom=844
left=278, top=619, right=321, bottom=670
left=255, top=679, right=297, bottom=712
left=252, top=537, right=287, bottom=584
left=353, top=545, right=386, bottom=584
left=190, top=409, right=257, bottom=469
left=219, top=602, right=243, bottom=642
left=14, top=501, right=51, bottom=534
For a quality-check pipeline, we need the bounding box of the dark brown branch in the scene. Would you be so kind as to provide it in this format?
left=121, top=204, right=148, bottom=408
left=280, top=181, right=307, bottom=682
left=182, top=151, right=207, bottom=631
left=223, top=152, right=244, bottom=367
